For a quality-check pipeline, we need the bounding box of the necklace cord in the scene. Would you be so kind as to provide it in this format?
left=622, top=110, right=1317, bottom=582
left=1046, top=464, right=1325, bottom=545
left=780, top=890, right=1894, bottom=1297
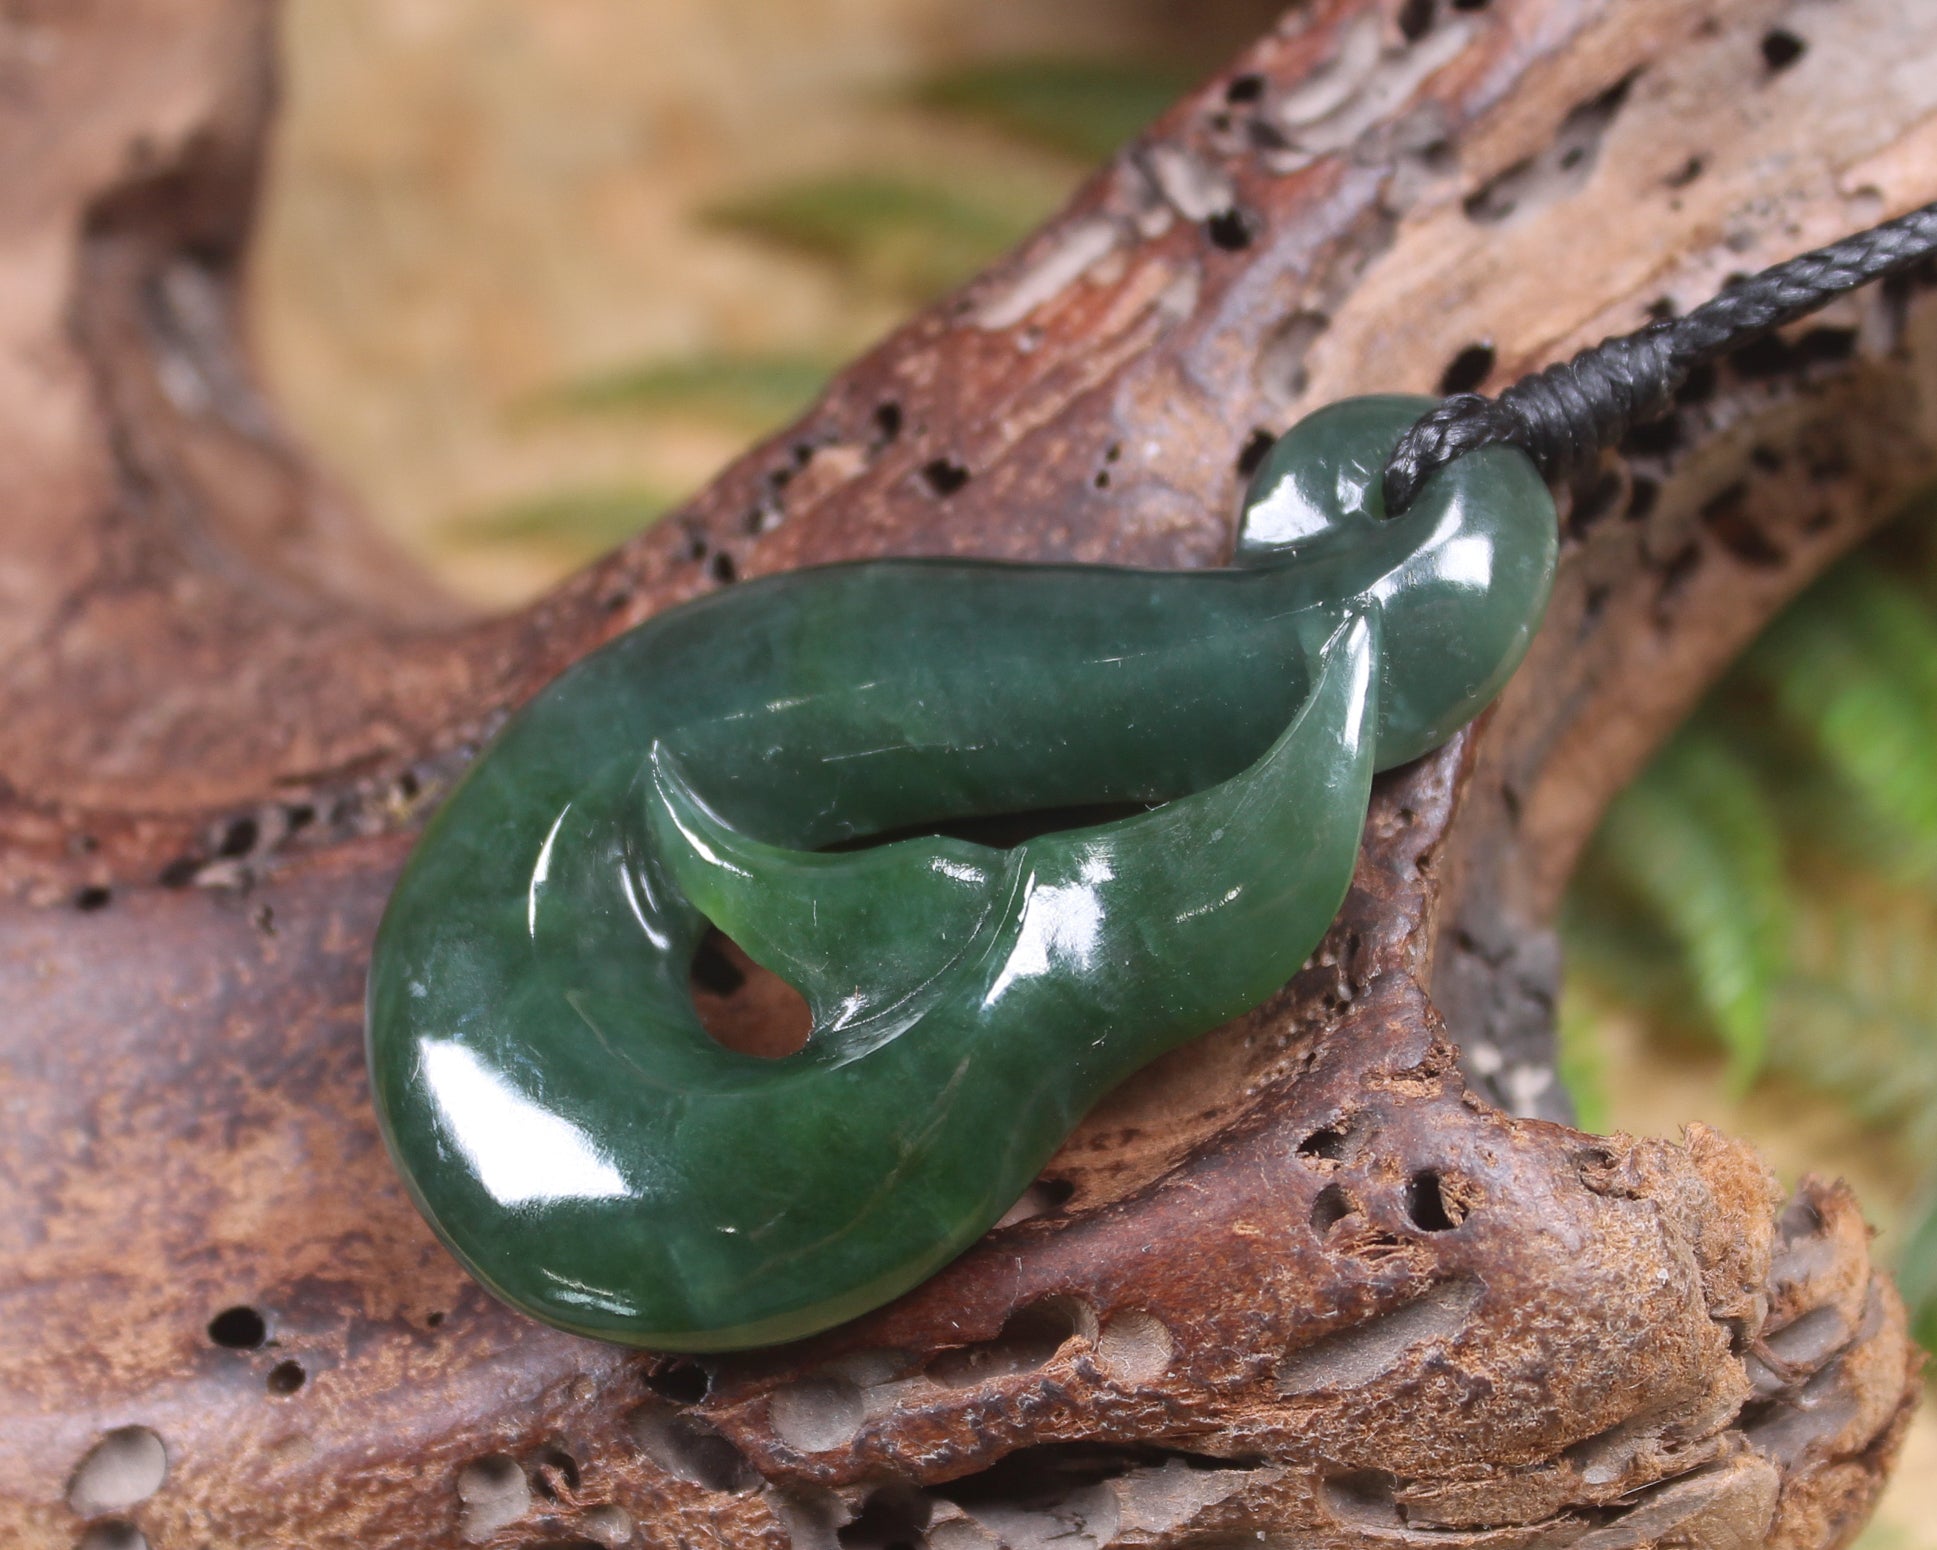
left=1380, top=199, right=1937, bottom=515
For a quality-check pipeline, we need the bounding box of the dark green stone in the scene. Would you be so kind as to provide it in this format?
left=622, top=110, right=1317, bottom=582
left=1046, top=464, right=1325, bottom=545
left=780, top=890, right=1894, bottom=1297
left=366, top=395, right=1556, bottom=1349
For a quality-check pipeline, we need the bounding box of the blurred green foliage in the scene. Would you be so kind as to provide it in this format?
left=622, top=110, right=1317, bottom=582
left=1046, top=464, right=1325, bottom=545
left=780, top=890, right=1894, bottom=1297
left=1565, top=520, right=1937, bottom=1352
left=703, top=174, right=1042, bottom=305
left=448, top=486, right=675, bottom=552
left=526, top=352, right=842, bottom=431
left=698, top=57, right=1185, bottom=305
left=912, top=55, right=1192, bottom=161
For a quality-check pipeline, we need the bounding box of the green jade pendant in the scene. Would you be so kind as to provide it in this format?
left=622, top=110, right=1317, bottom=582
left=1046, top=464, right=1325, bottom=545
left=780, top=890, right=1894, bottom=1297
left=367, top=396, right=1557, bottom=1350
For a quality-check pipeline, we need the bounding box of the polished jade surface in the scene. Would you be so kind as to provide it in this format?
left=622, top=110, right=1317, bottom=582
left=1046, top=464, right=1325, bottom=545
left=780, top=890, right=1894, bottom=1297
left=366, top=396, right=1556, bottom=1350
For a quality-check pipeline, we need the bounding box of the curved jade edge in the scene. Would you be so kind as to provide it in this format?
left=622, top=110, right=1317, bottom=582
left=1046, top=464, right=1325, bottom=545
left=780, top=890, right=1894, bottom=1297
left=365, top=395, right=1557, bottom=1350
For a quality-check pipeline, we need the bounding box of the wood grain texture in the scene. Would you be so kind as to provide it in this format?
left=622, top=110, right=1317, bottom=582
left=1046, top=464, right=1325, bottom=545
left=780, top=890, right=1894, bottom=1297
left=0, top=0, right=1928, bottom=1545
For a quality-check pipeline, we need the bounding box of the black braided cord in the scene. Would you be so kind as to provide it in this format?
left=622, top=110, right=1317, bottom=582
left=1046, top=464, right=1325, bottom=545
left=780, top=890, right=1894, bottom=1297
left=1381, top=199, right=1937, bottom=515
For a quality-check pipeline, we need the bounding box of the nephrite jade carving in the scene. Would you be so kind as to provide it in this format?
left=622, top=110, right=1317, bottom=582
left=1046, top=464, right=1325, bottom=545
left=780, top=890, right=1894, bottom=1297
left=366, top=395, right=1557, bottom=1350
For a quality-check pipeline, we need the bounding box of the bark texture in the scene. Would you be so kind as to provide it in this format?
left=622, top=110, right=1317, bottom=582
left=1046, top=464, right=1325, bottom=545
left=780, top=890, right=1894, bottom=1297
left=1, top=1, right=1930, bottom=1546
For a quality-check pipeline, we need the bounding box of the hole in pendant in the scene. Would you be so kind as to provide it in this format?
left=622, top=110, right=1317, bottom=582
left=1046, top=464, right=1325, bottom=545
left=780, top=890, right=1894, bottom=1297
left=685, top=803, right=1148, bottom=1063
left=690, top=930, right=812, bottom=1059
left=266, top=1359, right=306, bottom=1396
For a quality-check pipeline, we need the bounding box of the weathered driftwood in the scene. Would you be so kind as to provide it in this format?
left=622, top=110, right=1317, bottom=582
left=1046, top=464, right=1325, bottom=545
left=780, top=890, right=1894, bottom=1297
left=1, top=1, right=1930, bottom=1545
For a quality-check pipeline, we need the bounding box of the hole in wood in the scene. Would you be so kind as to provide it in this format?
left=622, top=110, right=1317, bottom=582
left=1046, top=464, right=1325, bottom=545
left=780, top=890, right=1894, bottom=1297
left=768, top=1376, right=867, bottom=1454
left=837, top=1485, right=932, bottom=1549
left=646, top=1361, right=710, bottom=1405
left=1095, top=1310, right=1173, bottom=1383
left=1405, top=1169, right=1465, bottom=1231
left=1761, top=29, right=1805, bottom=72
left=207, top=1305, right=266, bottom=1349
left=158, top=856, right=200, bottom=888
left=455, top=1452, right=531, bottom=1541
left=932, top=1438, right=1256, bottom=1519
left=1438, top=342, right=1495, bottom=395
left=1320, top=1470, right=1403, bottom=1526
left=531, top=1444, right=581, bottom=1498
left=1278, top=1280, right=1481, bottom=1393
left=67, top=1427, right=167, bottom=1517
left=927, top=1297, right=1091, bottom=1387
left=1256, top=310, right=1330, bottom=407
left=920, top=457, right=969, bottom=497
left=1236, top=427, right=1276, bottom=480
left=627, top=1402, right=759, bottom=1493
left=1463, top=72, right=1636, bottom=223
left=1206, top=208, right=1254, bottom=250
left=1310, top=1182, right=1355, bottom=1234
left=78, top=1523, right=148, bottom=1550
left=1297, top=1118, right=1354, bottom=1161
left=995, top=1177, right=1076, bottom=1228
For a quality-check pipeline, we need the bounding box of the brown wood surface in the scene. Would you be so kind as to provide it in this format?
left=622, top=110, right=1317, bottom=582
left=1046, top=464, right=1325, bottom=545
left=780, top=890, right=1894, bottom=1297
left=1, top=1, right=1931, bottom=1546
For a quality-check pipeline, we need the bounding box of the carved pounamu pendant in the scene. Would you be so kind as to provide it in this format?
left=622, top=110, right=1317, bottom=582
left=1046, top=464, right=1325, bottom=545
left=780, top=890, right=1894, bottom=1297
left=365, top=395, right=1557, bottom=1350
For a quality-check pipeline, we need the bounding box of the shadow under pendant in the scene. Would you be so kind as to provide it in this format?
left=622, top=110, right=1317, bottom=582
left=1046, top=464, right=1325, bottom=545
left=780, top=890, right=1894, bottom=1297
left=365, top=394, right=1557, bottom=1350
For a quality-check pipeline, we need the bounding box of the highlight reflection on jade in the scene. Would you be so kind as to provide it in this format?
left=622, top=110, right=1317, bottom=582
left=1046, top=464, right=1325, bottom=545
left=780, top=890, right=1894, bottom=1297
left=366, top=396, right=1557, bottom=1350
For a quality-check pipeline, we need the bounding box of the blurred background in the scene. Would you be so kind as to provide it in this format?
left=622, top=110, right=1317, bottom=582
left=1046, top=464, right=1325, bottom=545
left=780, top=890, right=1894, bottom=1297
left=252, top=3, right=1935, bottom=1539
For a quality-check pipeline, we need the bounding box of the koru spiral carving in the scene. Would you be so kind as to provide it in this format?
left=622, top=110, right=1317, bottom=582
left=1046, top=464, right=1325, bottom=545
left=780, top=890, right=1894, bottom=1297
left=367, top=395, right=1557, bottom=1350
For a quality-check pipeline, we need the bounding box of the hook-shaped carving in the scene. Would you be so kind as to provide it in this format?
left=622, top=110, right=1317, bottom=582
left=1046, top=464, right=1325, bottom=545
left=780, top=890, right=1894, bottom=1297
left=367, top=396, right=1556, bottom=1349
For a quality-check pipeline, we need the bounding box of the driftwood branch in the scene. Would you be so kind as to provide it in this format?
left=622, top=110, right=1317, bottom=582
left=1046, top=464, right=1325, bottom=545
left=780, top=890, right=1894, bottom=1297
left=1, top=1, right=1929, bottom=1546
